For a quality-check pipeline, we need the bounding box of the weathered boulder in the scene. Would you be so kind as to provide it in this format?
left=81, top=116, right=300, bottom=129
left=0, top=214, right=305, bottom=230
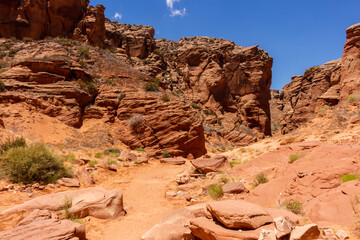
left=141, top=224, right=194, bottom=240
left=191, top=155, right=229, bottom=173
left=273, top=217, right=293, bottom=238
left=0, top=219, right=86, bottom=240
left=0, top=187, right=125, bottom=219
left=57, top=178, right=80, bottom=188
left=189, top=217, right=258, bottom=240
left=160, top=157, right=186, bottom=165
left=289, top=224, right=320, bottom=240
left=75, top=167, right=96, bottom=186
left=206, top=200, right=273, bottom=229
left=17, top=209, right=57, bottom=227
left=222, top=182, right=249, bottom=194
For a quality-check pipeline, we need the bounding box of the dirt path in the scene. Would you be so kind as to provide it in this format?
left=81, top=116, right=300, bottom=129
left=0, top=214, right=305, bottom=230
left=86, top=160, right=190, bottom=240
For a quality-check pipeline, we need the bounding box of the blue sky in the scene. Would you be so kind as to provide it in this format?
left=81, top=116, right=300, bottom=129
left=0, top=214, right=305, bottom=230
left=90, top=0, right=360, bottom=90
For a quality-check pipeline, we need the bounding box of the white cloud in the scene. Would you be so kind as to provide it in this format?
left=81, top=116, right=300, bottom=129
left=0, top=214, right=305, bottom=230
left=114, top=12, right=122, bottom=20
left=166, top=0, right=186, bottom=17
left=170, top=8, right=186, bottom=17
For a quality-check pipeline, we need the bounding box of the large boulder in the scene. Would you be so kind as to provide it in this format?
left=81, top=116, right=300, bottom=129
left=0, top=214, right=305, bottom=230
left=206, top=200, right=273, bottom=229
left=0, top=187, right=125, bottom=219
left=0, top=219, right=86, bottom=240
left=289, top=224, right=320, bottom=240
left=191, top=155, right=229, bottom=173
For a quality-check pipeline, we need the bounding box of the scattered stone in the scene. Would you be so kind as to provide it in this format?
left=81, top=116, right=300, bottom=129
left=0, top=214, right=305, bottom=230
left=206, top=200, right=273, bottom=229
left=25, top=187, right=32, bottom=193
left=323, top=229, right=336, bottom=239
left=57, top=178, right=80, bottom=188
left=336, top=230, right=349, bottom=240
left=76, top=167, right=96, bottom=186
left=38, top=186, right=45, bottom=190
left=190, top=155, right=229, bottom=173
left=141, top=224, right=194, bottom=240
left=160, top=157, right=186, bottom=165
left=119, top=151, right=137, bottom=162
left=265, top=208, right=300, bottom=225
left=32, top=183, right=40, bottom=189
left=290, top=224, right=320, bottom=240
left=176, top=173, right=191, bottom=185
left=75, top=159, right=86, bottom=166
left=273, top=217, right=293, bottom=238
left=259, top=229, right=277, bottom=240
left=222, top=182, right=249, bottom=194
left=165, top=191, right=177, bottom=198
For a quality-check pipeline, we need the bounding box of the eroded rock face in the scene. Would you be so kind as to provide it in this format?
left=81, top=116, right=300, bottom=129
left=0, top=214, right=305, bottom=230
left=278, top=60, right=342, bottom=134
left=0, top=0, right=88, bottom=40
left=340, top=23, right=360, bottom=100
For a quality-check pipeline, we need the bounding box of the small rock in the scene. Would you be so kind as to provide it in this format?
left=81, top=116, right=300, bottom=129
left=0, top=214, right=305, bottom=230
left=38, top=186, right=45, bottom=190
left=57, top=178, right=80, bottom=188
left=222, top=182, right=249, bottom=194
left=177, top=191, right=185, bottom=197
left=165, top=191, right=177, bottom=198
left=274, top=217, right=293, bottom=238
left=47, top=184, right=55, bottom=188
left=32, top=183, right=40, bottom=189
left=259, top=229, right=277, bottom=240
left=160, top=157, right=186, bottom=165
left=75, top=159, right=86, bottom=165
left=297, top=172, right=307, bottom=178
left=336, top=230, right=349, bottom=240
left=323, top=229, right=336, bottom=239
left=176, top=173, right=191, bottom=185
left=290, top=224, right=320, bottom=240
left=206, top=172, right=217, bottom=179
left=25, top=187, right=33, bottom=193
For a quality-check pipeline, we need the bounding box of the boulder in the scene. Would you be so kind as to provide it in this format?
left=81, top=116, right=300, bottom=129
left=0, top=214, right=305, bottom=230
left=57, top=178, right=80, bottom=188
left=176, top=173, right=191, bottom=185
left=289, top=224, right=320, bottom=240
left=191, top=155, right=229, bottom=173
left=0, top=219, right=86, bottom=240
left=160, top=208, right=195, bottom=226
left=273, top=217, right=293, bottom=238
left=75, top=167, right=95, bottom=186
left=336, top=230, right=349, bottom=240
left=189, top=217, right=258, bottom=240
left=141, top=224, right=194, bottom=240
left=222, top=182, right=249, bottom=194
left=119, top=151, right=137, bottom=162
left=17, top=209, right=57, bottom=227
left=206, top=200, right=273, bottom=229
left=265, top=208, right=300, bottom=225
left=0, top=187, right=125, bottom=219
left=161, top=157, right=186, bottom=165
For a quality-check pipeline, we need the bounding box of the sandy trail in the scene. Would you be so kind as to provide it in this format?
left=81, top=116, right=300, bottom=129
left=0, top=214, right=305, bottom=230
left=86, top=160, right=189, bottom=240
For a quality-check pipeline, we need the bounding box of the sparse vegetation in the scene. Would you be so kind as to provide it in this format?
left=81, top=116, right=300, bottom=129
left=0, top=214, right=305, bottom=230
left=153, top=48, right=162, bottom=55
left=0, top=137, right=27, bottom=155
left=0, top=143, right=71, bottom=184
left=108, top=47, right=117, bottom=53
left=94, top=153, right=102, bottom=158
left=347, top=95, right=359, bottom=103
left=161, top=93, right=170, bottom=102
left=106, top=159, right=117, bottom=166
left=252, top=172, right=268, bottom=187
left=191, top=102, right=201, bottom=110
left=143, top=59, right=151, bottom=65
left=135, top=148, right=145, bottom=152
left=283, top=199, right=303, bottom=215
left=318, top=105, right=330, bottom=112
left=118, top=92, right=126, bottom=101
left=229, top=160, right=248, bottom=168
left=203, top=109, right=216, bottom=116
left=128, top=114, right=145, bottom=129
left=289, top=154, right=301, bottom=163
left=78, top=47, right=90, bottom=59
left=208, top=184, right=223, bottom=199
left=88, top=160, right=98, bottom=167
left=79, top=60, right=87, bottom=69
left=2, top=44, right=11, bottom=50
left=8, top=49, right=16, bottom=57
left=341, top=174, right=358, bottom=183
left=0, top=80, right=5, bottom=92
left=162, top=150, right=171, bottom=158
left=77, top=80, right=97, bottom=94
left=144, top=81, right=159, bottom=92
left=103, top=150, right=110, bottom=155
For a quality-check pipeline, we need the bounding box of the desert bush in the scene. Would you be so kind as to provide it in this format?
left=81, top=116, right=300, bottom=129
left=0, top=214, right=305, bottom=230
left=77, top=47, right=90, bottom=59
left=230, top=161, right=242, bottom=168
left=289, top=154, right=300, bottom=163
left=162, top=150, right=171, bottom=158
left=153, top=48, right=162, bottom=55
left=144, top=81, right=159, bottom=92
left=252, top=172, right=268, bottom=187
left=79, top=60, right=87, bottom=69
left=8, top=49, right=16, bottom=57
left=94, top=153, right=102, bottom=158
left=103, top=150, right=110, bottom=155
left=283, top=199, right=303, bottom=215
left=135, top=148, right=145, bottom=152
left=191, top=102, right=201, bottom=110
left=203, top=109, right=216, bottom=116
left=1, top=44, right=11, bottom=50
left=347, top=95, right=359, bottom=103
left=161, top=93, right=170, bottom=102
left=341, top=174, right=358, bottom=183
left=142, top=59, right=151, bottom=65
left=0, top=137, right=26, bottom=154
left=77, top=80, right=97, bottom=94
left=108, top=47, right=117, bottom=53
left=88, top=160, right=98, bottom=167
left=118, top=92, right=126, bottom=101
left=0, top=143, right=71, bottom=184
left=208, top=184, right=223, bottom=199
left=318, top=105, right=330, bottom=112
left=128, top=114, right=145, bottom=129
left=0, top=80, right=5, bottom=92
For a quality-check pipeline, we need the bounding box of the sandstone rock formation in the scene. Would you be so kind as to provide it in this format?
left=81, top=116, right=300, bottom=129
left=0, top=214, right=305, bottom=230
left=190, top=155, right=229, bottom=173
left=0, top=187, right=125, bottom=219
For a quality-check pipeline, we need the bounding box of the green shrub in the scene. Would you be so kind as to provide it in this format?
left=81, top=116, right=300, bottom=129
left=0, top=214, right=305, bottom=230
left=208, top=184, right=223, bottom=199
left=8, top=49, right=16, bottom=57
left=230, top=161, right=241, bottom=168
left=106, top=159, right=117, bottom=166
left=347, top=95, right=358, bottom=103
left=135, top=148, right=145, bottom=152
left=88, top=160, right=98, bottom=167
left=2, top=44, right=11, bottom=50
left=144, top=81, right=159, bottom=92
left=252, top=172, right=268, bottom=187
left=128, top=114, right=144, bottom=129
left=283, top=199, right=303, bottom=215
left=153, top=48, right=162, bottom=55
left=142, top=59, right=151, bottom=65
left=0, top=143, right=71, bottom=184
left=318, top=105, right=330, bottom=112
left=161, top=93, right=170, bottom=102
left=108, top=47, right=117, bottom=53
left=94, top=153, right=102, bottom=158
left=191, top=102, right=201, bottom=110
left=69, top=153, right=76, bottom=162
left=0, top=80, right=5, bottom=92
left=103, top=150, right=110, bottom=155
left=341, top=174, right=358, bottom=183
left=79, top=60, right=87, bottom=69
left=203, top=109, right=216, bottom=116
left=289, top=154, right=300, bottom=163
left=0, top=137, right=26, bottom=154
left=77, top=80, right=97, bottom=94
left=77, top=47, right=90, bottom=59
left=162, top=150, right=171, bottom=158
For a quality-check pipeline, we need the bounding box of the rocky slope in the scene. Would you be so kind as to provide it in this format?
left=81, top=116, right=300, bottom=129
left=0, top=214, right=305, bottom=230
left=276, top=23, right=360, bottom=134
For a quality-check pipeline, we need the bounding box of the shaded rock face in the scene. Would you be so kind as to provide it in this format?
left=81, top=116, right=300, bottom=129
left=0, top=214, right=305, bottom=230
left=0, top=0, right=88, bottom=40
left=278, top=60, right=341, bottom=134
left=0, top=59, right=97, bottom=128
left=341, top=23, right=360, bottom=100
